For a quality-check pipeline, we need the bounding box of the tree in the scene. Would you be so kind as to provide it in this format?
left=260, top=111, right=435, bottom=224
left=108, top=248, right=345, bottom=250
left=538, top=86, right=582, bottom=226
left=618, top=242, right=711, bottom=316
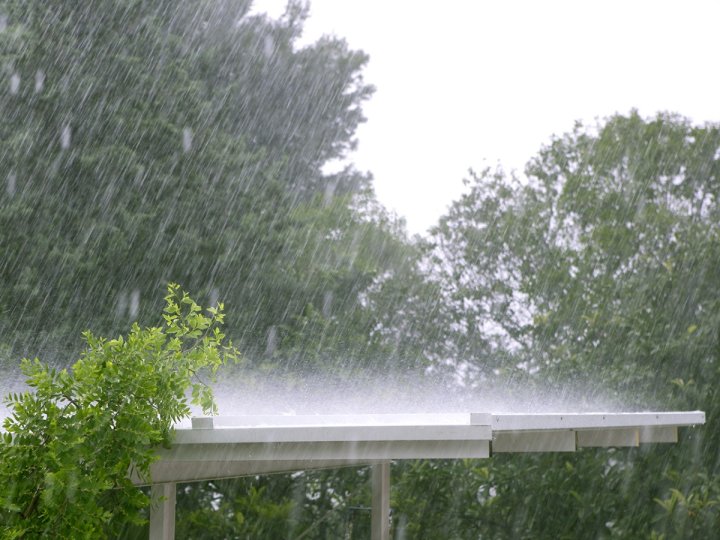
left=421, top=111, right=720, bottom=537
left=0, top=284, right=238, bottom=538
left=0, top=0, right=382, bottom=367
left=0, top=1, right=431, bottom=535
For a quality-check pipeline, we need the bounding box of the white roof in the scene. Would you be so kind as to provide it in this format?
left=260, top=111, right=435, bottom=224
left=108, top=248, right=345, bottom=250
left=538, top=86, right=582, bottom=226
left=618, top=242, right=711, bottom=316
left=141, top=411, right=704, bottom=485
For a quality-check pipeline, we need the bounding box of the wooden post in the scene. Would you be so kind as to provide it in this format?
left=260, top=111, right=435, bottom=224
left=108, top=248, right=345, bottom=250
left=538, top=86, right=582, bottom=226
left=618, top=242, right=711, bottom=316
left=150, top=482, right=176, bottom=540
left=371, top=462, right=391, bottom=540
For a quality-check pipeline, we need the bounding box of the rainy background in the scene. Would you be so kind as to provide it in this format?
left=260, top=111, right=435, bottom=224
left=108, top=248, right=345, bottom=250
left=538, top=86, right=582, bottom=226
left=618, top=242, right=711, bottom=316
left=1, top=0, right=719, bottom=538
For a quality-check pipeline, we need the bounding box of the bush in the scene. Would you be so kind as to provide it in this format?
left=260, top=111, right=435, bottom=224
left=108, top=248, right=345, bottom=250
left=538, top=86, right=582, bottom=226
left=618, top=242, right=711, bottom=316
left=0, top=284, right=238, bottom=539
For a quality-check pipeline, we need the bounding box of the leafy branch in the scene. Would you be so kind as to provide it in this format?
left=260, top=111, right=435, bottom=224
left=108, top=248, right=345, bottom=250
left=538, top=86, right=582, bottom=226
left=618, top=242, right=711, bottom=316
left=0, top=284, right=240, bottom=538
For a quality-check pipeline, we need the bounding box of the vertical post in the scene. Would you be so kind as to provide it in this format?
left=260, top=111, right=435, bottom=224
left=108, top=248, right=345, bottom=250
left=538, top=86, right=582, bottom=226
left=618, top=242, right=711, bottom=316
left=371, top=462, right=390, bottom=540
left=150, top=482, right=176, bottom=540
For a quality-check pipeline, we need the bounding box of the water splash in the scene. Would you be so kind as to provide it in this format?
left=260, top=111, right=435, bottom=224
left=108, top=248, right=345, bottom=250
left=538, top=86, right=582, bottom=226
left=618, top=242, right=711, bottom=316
left=205, top=368, right=628, bottom=418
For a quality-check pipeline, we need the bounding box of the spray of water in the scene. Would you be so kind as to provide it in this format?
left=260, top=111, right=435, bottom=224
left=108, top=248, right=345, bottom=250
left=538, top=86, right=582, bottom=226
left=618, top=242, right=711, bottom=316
left=201, top=366, right=634, bottom=419
left=0, top=358, right=655, bottom=426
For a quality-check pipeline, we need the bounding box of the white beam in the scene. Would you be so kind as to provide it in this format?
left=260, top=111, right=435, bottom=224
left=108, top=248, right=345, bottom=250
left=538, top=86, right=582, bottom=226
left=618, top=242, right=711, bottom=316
left=371, top=462, right=390, bottom=540
left=492, top=431, right=576, bottom=453
left=639, top=426, right=678, bottom=443
left=142, top=441, right=489, bottom=485
left=156, top=440, right=490, bottom=462
left=134, top=411, right=703, bottom=486
left=175, top=424, right=491, bottom=444
left=149, top=483, right=176, bottom=540
left=194, top=413, right=475, bottom=428
left=577, top=428, right=639, bottom=448
left=145, top=459, right=382, bottom=485
left=481, top=411, right=704, bottom=431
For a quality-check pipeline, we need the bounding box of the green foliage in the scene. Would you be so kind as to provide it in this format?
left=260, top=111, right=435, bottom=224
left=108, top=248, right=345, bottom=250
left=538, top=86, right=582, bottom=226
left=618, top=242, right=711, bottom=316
left=0, top=0, right=421, bottom=535
left=0, top=0, right=382, bottom=364
left=422, top=111, right=720, bottom=538
left=175, top=468, right=373, bottom=539
left=0, top=284, right=238, bottom=538
left=0, top=0, right=423, bottom=535
left=176, top=479, right=295, bottom=540
left=429, top=112, right=720, bottom=395
left=654, top=477, right=720, bottom=539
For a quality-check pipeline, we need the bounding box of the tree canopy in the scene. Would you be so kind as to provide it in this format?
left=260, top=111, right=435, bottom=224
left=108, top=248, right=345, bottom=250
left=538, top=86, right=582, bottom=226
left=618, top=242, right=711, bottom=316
left=0, top=0, right=411, bottom=372
left=421, top=111, right=720, bottom=537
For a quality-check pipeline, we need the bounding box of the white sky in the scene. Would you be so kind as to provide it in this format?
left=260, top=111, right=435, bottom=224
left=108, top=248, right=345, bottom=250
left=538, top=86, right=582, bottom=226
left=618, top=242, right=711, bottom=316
left=253, top=0, right=720, bottom=234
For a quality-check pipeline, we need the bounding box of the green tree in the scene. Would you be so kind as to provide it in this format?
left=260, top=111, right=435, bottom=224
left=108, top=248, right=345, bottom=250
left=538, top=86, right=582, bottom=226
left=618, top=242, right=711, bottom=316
left=0, top=1, right=431, bottom=535
left=0, top=0, right=381, bottom=366
left=0, top=284, right=238, bottom=538
left=420, top=111, right=720, bottom=538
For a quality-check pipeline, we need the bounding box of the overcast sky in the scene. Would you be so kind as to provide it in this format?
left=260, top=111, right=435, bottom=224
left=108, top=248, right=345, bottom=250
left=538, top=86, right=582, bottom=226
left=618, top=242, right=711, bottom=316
left=252, top=0, right=720, bottom=234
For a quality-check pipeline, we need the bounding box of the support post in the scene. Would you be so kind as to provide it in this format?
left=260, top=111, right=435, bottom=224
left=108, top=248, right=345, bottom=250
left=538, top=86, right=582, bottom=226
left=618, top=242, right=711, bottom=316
left=371, top=462, right=390, bottom=540
left=150, top=482, right=176, bottom=540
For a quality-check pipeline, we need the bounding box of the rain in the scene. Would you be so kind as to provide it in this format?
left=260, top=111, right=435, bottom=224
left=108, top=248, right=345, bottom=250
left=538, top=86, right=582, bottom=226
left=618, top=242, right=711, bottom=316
left=0, top=1, right=718, bottom=539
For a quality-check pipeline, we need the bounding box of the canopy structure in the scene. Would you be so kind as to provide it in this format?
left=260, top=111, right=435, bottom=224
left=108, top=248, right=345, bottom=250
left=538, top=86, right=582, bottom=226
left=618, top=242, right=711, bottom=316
left=143, top=411, right=704, bottom=540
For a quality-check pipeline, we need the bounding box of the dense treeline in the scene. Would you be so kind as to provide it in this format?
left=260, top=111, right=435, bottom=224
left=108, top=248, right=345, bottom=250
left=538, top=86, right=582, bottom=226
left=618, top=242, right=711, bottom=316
left=0, top=0, right=415, bottom=370
left=416, top=113, right=720, bottom=538
left=1, top=0, right=718, bottom=537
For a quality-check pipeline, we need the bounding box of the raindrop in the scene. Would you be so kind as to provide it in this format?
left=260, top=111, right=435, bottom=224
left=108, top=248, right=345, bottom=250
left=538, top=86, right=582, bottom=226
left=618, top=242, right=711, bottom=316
left=209, top=287, right=219, bottom=307
left=322, top=290, right=333, bottom=318
left=476, top=485, right=497, bottom=504
left=263, top=34, right=275, bottom=58
left=134, top=165, right=146, bottom=186
left=672, top=171, right=685, bottom=186
left=129, top=289, right=140, bottom=320
left=0, top=14, right=7, bottom=32
left=6, top=173, right=16, bottom=197
left=9, top=73, right=19, bottom=95
left=34, top=70, right=45, bottom=93
left=182, top=127, right=193, bottom=152
left=323, top=180, right=337, bottom=207
left=116, top=291, right=128, bottom=318
left=266, top=325, right=277, bottom=355
left=395, top=514, right=407, bottom=540
left=60, top=125, right=71, bottom=149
